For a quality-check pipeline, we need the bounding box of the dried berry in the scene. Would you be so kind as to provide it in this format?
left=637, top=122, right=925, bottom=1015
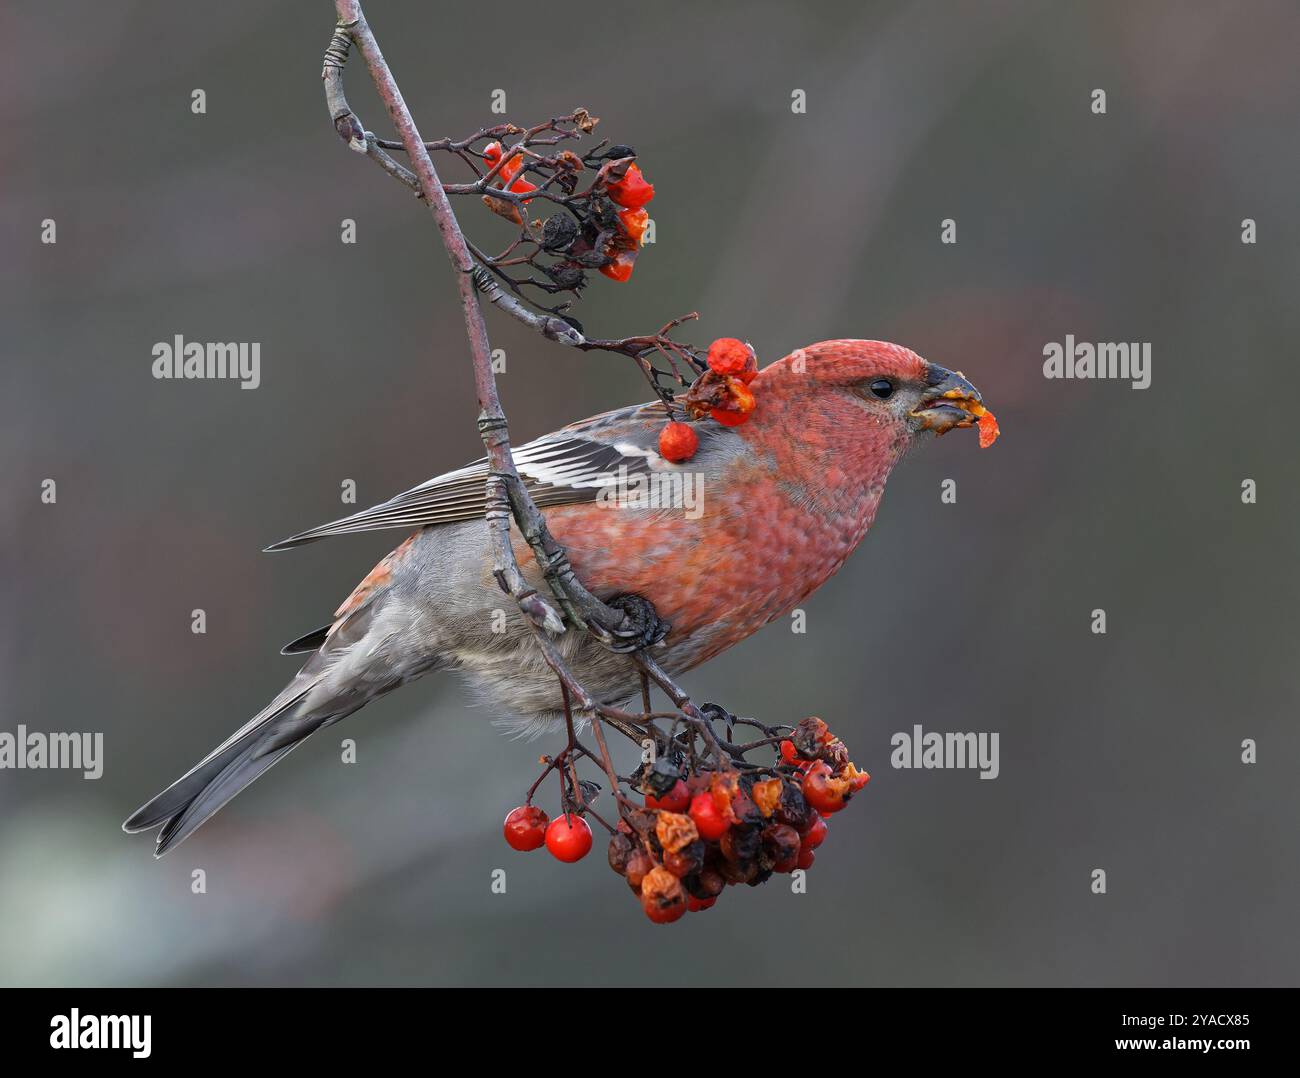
left=543, top=262, right=585, bottom=289
left=655, top=811, right=700, bottom=855
left=607, top=831, right=636, bottom=875
left=625, top=849, right=654, bottom=892
left=683, top=866, right=726, bottom=900
left=775, top=782, right=811, bottom=832
left=762, top=823, right=801, bottom=874
left=790, top=717, right=832, bottom=758
left=664, top=840, right=706, bottom=879
left=751, top=778, right=782, bottom=818
left=719, top=822, right=762, bottom=866
left=541, top=214, right=579, bottom=252
left=640, top=866, right=686, bottom=924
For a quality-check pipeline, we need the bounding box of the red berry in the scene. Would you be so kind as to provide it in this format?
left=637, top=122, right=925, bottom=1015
left=599, top=251, right=635, bottom=282
left=710, top=377, right=756, bottom=427
left=780, top=739, right=799, bottom=764
left=646, top=778, right=691, bottom=813
left=707, top=338, right=758, bottom=383
left=607, top=162, right=655, bottom=209
left=544, top=814, right=593, bottom=862
left=801, top=760, right=851, bottom=816
left=803, top=814, right=828, bottom=850
left=796, top=844, right=816, bottom=870
left=689, top=791, right=730, bottom=841
left=686, top=894, right=716, bottom=913
left=503, top=805, right=548, bottom=851
left=618, top=207, right=650, bottom=247
left=656, top=423, right=698, bottom=465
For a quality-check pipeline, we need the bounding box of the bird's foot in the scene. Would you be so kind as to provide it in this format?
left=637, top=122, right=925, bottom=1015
left=594, top=593, right=671, bottom=653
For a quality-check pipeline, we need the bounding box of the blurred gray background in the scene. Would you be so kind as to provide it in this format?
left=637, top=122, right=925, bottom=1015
left=3, top=0, right=1298, bottom=986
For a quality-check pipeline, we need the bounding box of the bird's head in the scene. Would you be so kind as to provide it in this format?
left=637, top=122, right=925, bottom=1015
left=752, top=339, right=991, bottom=444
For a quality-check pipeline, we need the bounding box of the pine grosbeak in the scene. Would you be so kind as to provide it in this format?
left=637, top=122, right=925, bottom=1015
left=125, top=339, right=986, bottom=854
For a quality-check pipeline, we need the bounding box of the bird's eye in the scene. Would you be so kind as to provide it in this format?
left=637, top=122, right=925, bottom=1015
left=868, top=378, right=895, bottom=399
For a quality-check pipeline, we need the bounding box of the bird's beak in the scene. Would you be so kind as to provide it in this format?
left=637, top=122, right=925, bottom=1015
left=909, top=365, right=987, bottom=436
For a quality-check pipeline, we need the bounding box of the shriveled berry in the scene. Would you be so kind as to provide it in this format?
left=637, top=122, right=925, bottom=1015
left=751, top=778, right=782, bottom=819
left=664, top=840, right=706, bottom=879
left=719, top=822, right=762, bottom=866
left=607, top=831, right=636, bottom=875
left=640, top=866, right=686, bottom=924
left=625, top=849, right=654, bottom=892
left=790, top=717, right=832, bottom=758
left=655, top=811, right=700, bottom=854
left=684, top=866, right=726, bottom=900
left=763, top=823, right=801, bottom=873
left=775, top=782, right=811, bottom=832
left=541, top=213, right=579, bottom=252
left=544, top=262, right=585, bottom=289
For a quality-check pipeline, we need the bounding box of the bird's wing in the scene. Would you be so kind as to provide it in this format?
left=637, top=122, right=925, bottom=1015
left=265, top=400, right=733, bottom=551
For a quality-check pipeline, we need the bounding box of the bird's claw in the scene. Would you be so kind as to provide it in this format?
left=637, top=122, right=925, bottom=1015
left=698, top=702, right=738, bottom=739
left=594, top=593, right=671, bottom=653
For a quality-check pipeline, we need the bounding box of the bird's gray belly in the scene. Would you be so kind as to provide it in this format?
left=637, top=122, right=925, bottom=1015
left=390, top=519, right=682, bottom=735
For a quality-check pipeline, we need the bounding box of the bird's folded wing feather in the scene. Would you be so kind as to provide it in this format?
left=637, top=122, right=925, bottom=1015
left=265, top=399, right=725, bottom=550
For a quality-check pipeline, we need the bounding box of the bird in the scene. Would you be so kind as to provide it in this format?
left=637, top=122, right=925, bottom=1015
left=123, top=339, right=988, bottom=856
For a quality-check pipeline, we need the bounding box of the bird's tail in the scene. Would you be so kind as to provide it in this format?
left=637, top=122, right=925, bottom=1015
left=122, top=673, right=358, bottom=857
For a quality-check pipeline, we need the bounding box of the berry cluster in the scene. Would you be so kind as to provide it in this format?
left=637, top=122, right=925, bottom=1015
left=658, top=337, right=760, bottom=462
left=475, top=128, right=656, bottom=290
left=501, top=716, right=868, bottom=925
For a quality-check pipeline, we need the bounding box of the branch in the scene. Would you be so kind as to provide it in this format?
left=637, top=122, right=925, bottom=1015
left=328, top=1, right=651, bottom=649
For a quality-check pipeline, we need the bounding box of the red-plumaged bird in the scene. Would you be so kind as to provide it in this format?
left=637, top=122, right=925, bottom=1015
left=124, top=339, right=990, bottom=855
